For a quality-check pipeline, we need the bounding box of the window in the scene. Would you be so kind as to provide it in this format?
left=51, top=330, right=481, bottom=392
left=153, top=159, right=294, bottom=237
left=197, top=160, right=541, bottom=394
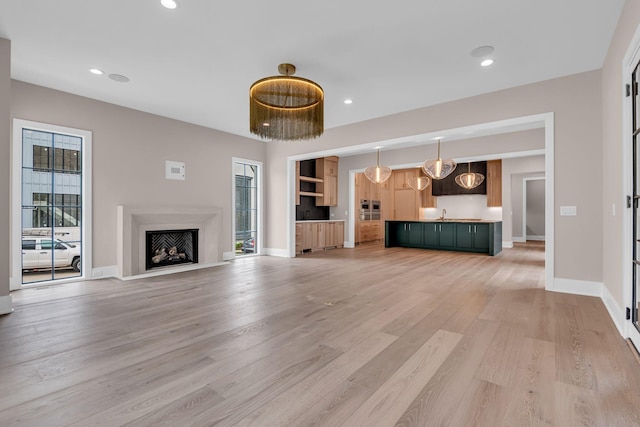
left=22, top=240, right=36, bottom=250
left=234, top=160, right=261, bottom=256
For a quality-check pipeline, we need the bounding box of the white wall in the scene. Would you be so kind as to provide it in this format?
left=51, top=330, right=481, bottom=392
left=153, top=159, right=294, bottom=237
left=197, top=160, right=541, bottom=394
left=0, top=39, right=11, bottom=313
left=11, top=81, right=266, bottom=271
left=601, top=0, right=640, bottom=314
left=422, top=195, right=503, bottom=221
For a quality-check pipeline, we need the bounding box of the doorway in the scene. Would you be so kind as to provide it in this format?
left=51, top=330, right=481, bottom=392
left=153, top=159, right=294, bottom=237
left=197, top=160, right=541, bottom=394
left=12, top=120, right=92, bottom=288
left=233, top=159, right=262, bottom=256
left=523, top=177, right=546, bottom=241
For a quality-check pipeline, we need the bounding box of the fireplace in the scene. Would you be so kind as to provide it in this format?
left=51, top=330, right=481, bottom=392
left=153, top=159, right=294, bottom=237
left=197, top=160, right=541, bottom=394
left=145, top=229, right=199, bottom=270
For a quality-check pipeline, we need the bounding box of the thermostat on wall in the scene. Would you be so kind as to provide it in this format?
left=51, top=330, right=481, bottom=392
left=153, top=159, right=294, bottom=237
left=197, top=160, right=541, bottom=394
left=165, top=160, right=185, bottom=180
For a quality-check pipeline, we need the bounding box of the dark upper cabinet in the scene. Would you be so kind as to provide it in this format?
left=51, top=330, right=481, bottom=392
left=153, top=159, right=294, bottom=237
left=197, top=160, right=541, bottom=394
left=431, top=161, right=487, bottom=196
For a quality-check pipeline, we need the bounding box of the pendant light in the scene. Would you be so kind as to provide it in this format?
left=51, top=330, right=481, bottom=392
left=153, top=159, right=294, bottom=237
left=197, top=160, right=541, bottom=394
left=407, top=175, right=431, bottom=191
left=455, top=162, right=485, bottom=189
left=422, top=139, right=456, bottom=180
left=364, top=149, right=392, bottom=184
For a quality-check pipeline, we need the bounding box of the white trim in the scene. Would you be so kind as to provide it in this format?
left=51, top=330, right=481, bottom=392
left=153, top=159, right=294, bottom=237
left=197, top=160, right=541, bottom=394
left=0, top=295, right=13, bottom=315
left=91, top=265, right=118, bottom=279
left=622, top=20, right=640, bottom=345
left=232, top=157, right=263, bottom=257
left=287, top=159, right=296, bottom=258
left=602, top=283, right=627, bottom=337
left=222, top=251, right=235, bottom=261
left=11, top=119, right=93, bottom=291
left=512, top=237, right=526, bottom=243
left=526, top=235, right=546, bottom=241
left=552, top=278, right=602, bottom=297
left=118, top=261, right=228, bottom=281
left=264, top=247, right=291, bottom=258
left=502, top=240, right=514, bottom=248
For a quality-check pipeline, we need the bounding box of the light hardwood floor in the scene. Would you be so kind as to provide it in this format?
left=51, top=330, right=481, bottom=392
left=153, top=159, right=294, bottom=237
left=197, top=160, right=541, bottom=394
left=2, top=242, right=640, bottom=426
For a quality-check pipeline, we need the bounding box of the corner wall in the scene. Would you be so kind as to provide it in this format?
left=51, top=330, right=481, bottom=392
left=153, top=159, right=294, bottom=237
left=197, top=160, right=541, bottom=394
left=601, top=0, right=640, bottom=311
left=0, top=39, right=11, bottom=314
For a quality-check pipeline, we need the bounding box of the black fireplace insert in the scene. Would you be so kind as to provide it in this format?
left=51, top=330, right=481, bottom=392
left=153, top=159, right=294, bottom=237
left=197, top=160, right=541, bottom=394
left=145, top=229, right=199, bottom=270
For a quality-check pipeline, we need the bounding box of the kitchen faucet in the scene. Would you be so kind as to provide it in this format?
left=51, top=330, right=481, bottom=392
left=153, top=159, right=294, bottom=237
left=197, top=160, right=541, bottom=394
left=439, top=208, right=446, bottom=220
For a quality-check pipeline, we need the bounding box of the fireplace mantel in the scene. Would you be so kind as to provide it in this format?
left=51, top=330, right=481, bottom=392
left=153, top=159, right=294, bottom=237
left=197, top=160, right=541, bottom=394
left=117, top=205, right=223, bottom=279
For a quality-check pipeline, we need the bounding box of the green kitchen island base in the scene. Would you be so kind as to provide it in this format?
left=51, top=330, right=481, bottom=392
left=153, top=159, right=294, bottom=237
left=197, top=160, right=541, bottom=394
left=385, top=220, right=502, bottom=256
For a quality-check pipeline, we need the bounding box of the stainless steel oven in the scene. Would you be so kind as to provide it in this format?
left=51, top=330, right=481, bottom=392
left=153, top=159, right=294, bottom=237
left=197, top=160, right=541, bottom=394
left=360, top=199, right=381, bottom=220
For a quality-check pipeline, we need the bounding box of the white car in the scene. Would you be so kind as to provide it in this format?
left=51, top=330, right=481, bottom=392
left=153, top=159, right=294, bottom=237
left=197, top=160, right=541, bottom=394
left=22, top=237, right=81, bottom=272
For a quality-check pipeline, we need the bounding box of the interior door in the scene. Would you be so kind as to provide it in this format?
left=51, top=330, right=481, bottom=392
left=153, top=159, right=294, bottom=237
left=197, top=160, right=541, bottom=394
left=631, top=57, right=640, bottom=349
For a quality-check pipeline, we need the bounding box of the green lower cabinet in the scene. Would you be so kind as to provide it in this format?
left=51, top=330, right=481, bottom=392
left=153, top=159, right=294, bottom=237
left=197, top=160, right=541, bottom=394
left=424, top=223, right=439, bottom=247
left=455, top=223, right=490, bottom=252
left=438, top=223, right=456, bottom=249
left=385, top=221, right=502, bottom=256
left=394, top=222, right=423, bottom=247
left=473, top=223, right=490, bottom=251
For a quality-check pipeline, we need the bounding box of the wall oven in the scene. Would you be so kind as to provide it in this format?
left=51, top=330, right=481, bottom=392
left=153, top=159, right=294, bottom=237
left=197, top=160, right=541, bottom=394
left=360, top=199, right=381, bottom=220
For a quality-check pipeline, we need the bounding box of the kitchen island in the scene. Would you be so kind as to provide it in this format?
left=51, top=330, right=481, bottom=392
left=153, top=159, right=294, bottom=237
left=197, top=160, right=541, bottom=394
left=385, top=219, right=502, bottom=256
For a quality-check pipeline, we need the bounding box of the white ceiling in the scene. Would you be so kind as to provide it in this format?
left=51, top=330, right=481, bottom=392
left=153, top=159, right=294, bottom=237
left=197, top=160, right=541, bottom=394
left=0, top=0, right=625, bottom=141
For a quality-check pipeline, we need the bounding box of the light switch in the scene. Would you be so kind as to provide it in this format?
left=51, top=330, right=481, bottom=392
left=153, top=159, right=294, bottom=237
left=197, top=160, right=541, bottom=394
left=560, top=206, right=577, bottom=216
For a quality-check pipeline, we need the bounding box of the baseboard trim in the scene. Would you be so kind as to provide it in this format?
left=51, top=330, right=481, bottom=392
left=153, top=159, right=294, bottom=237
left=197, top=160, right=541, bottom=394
left=512, top=237, right=526, bottom=243
left=550, top=277, right=603, bottom=297
left=0, top=294, right=13, bottom=315
left=526, top=235, right=546, bottom=241
left=601, top=284, right=626, bottom=337
left=222, top=251, right=235, bottom=261
left=263, top=248, right=291, bottom=258
left=502, top=241, right=514, bottom=249
left=91, top=265, right=118, bottom=279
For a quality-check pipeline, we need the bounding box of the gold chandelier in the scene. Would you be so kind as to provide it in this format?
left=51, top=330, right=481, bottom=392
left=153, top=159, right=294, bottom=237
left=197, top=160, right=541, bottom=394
left=249, top=63, right=324, bottom=141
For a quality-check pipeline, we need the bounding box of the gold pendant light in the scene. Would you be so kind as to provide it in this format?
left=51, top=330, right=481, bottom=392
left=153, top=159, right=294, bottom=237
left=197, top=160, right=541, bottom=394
left=249, top=63, right=324, bottom=141
left=455, top=162, right=485, bottom=189
left=422, top=139, right=456, bottom=180
left=364, top=149, right=392, bottom=184
left=407, top=174, right=431, bottom=191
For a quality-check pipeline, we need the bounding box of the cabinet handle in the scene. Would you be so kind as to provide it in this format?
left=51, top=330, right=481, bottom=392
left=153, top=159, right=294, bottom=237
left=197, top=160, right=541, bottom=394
left=439, top=224, right=442, bottom=232
left=474, top=225, right=477, bottom=233
left=469, top=225, right=471, bottom=233
left=408, top=224, right=411, bottom=231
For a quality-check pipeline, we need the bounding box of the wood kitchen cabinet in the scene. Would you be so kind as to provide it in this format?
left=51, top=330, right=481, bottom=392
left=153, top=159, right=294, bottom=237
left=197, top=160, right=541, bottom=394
left=355, top=172, right=381, bottom=201
left=316, top=156, right=339, bottom=206
left=358, top=221, right=382, bottom=243
left=296, top=221, right=345, bottom=254
left=486, top=159, right=502, bottom=207
left=394, top=189, right=418, bottom=220
left=393, top=169, right=417, bottom=190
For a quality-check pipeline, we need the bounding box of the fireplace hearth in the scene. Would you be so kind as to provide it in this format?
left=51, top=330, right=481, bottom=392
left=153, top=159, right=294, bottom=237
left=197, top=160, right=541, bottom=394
left=145, top=229, right=199, bottom=270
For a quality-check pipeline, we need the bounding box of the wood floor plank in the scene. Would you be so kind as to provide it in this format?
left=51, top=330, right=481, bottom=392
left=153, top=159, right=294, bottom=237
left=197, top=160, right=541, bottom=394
left=1, top=241, right=640, bottom=425
left=340, top=329, right=462, bottom=427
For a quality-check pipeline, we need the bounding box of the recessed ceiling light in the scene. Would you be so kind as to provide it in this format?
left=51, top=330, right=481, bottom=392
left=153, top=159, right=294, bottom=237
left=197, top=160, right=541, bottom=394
left=262, top=122, right=270, bottom=127
left=344, top=99, right=353, bottom=105
left=89, top=68, right=104, bottom=75
left=481, top=59, right=494, bottom=67
left=161, top=0, right=178, bottom=9
left=108, top=73, right=130, bottom=83
left=470, top=45, right=495, bottom=58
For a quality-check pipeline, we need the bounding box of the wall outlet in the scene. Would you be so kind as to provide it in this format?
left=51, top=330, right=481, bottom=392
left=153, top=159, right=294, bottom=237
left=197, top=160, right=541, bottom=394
left=560, top=206, right=577, bottom=216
